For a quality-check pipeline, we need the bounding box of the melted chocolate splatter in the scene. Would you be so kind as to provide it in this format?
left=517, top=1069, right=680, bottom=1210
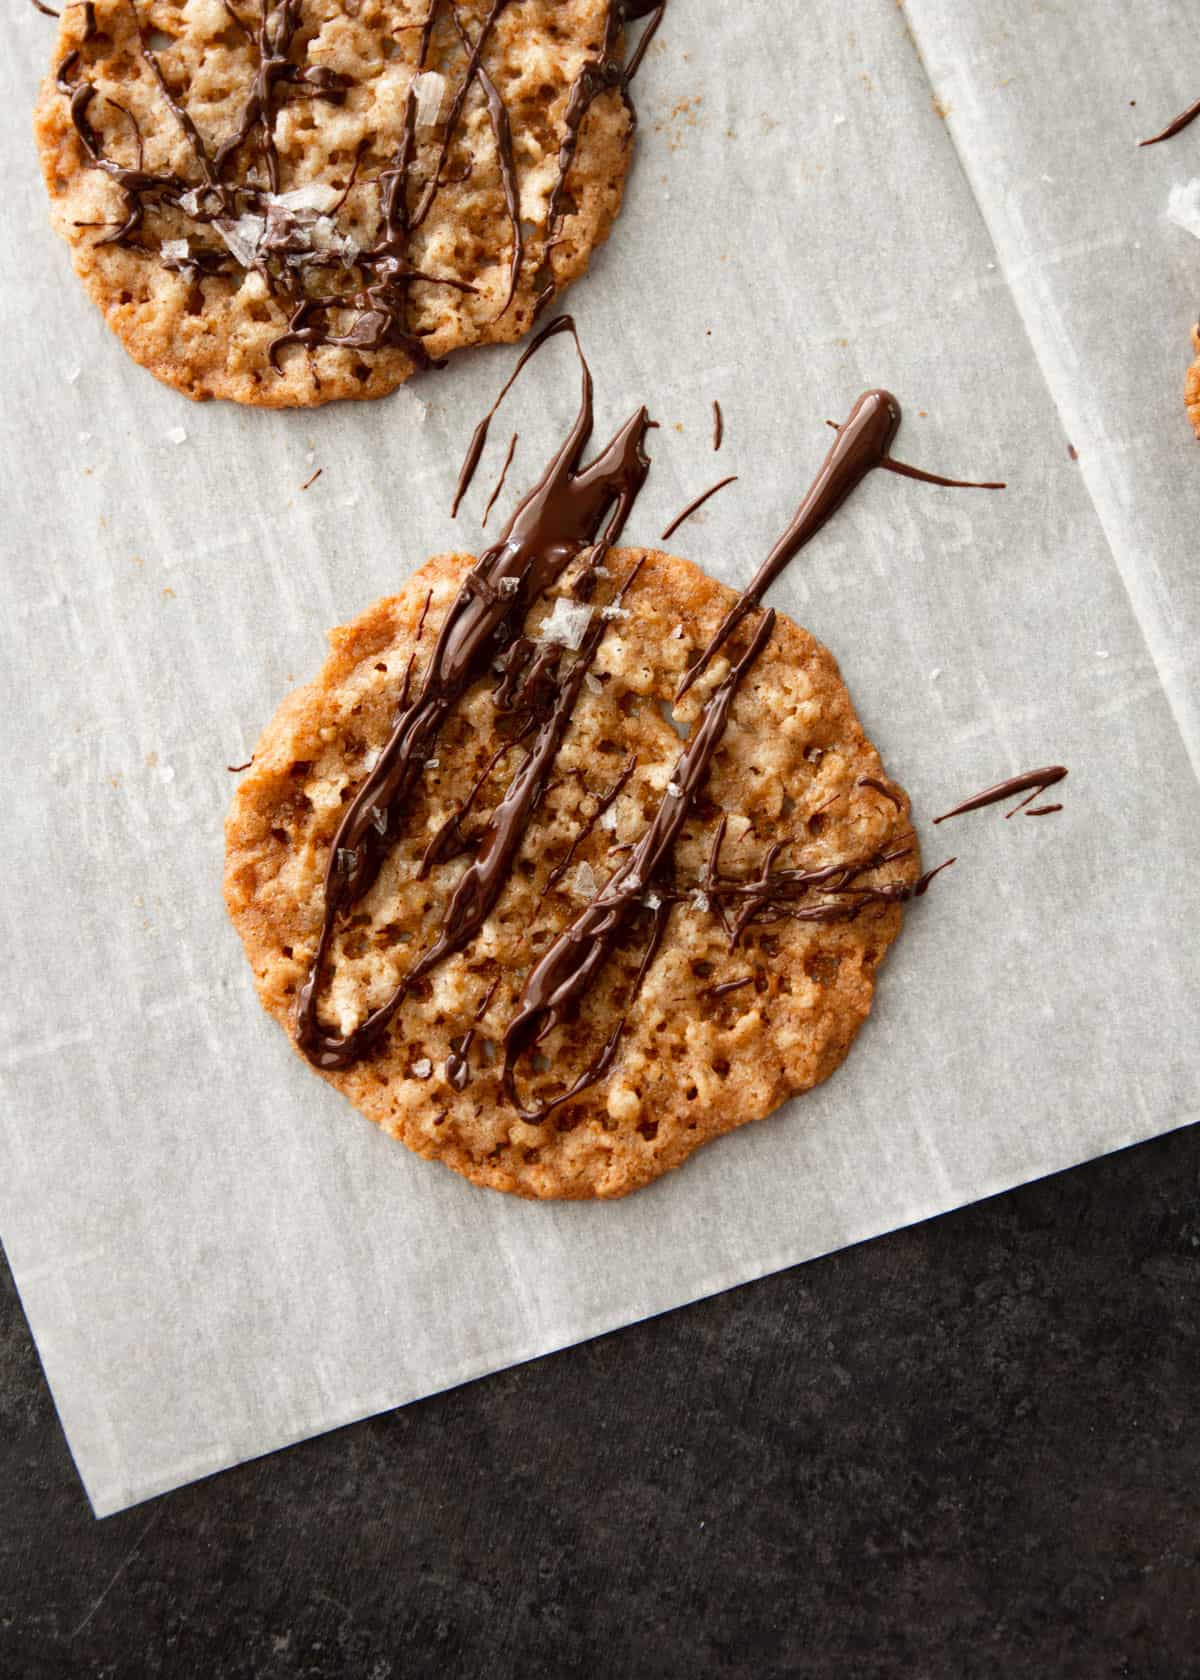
left=712, top=399, right=723, bottom=451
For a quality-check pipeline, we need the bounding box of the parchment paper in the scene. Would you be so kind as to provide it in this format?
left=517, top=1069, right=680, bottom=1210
left=3, top=0, right=1198, bottom=1517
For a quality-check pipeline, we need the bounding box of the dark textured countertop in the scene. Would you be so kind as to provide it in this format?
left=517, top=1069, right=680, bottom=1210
left=2, top=1124, right=1198, bottom=1680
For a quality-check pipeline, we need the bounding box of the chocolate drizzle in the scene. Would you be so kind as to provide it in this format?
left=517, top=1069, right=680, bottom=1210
left=289, top=354, right=1004, bottom=1123
left=481, top=432, right=518, bottom=528
left=545, top=1, right=666, bottom=243
left=660, top=474, right=738, bottom=542
left=295, top=316, right=652, bottom=1069
left=676, top=391, right=1005, bottom=700
left=932, top=766, right=1068, bottom=823
left=712, top=399, right=724, bottom=452
left=1139, top=94, right=1200, bottom=147
left=52, top=0, right=666, bottom=376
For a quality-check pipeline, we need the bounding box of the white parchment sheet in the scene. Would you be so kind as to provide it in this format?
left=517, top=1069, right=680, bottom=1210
left=3, top=0, right=1198, bottom=1516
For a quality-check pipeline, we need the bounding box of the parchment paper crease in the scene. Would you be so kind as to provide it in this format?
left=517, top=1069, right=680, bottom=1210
left=2, top=0, right=1198, bottom=1516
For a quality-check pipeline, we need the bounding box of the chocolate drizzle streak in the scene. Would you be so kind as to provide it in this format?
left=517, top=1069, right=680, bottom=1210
left=712, top=399, right=723, bottom=451
left=290, top=354, right=1003, bottom=1122
left=932, top=766, right=1068, bottom=823
left=1139, top=94, right=1200, bottom=147
left=481, top=432, right=518, bottom=527
left=545, top=0, right=666, bottom=243
left=52, top=0, right=665, bottom=376
left=660, top=474, right=737, bottom=541
left=675, top=391, right=1005, bottom=701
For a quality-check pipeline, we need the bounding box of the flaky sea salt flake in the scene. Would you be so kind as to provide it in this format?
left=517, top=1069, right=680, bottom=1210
left=215, top=214, right=265, bottom=267
left=411, top=70, right=446, bottom=128
left=161, top=238, right=189, bottom=261
left=538, top=597, right=593, bottom=650
left=412, top=1058, right=433, bottom=1080
left=274, top=183, right=340, bottom=214
left=498, top=576, right=520, bottom=597
left=167, top=425, right=187, bottom=445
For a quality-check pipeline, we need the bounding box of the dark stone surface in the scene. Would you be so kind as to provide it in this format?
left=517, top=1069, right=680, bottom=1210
left=2, top=1126, right=1198, bottom=1680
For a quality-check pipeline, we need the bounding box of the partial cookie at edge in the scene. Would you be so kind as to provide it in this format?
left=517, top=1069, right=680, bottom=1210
left=34, top=0, right=641, bottom=406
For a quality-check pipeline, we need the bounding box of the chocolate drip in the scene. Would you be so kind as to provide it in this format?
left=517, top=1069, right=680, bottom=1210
left=857, top=775, right=902, bottom=808
left=452, top=313, right=577, bottom=517
left=660, top=474, right=737, bottom=542
left=481, top=431, right=519, bottom=528
left=932, top=766, right=1068, bottom=824
left=1139, top=94, right=1200, bottom=147
left=295, top=317, right=653, bottom=1068
left=677, top=390, right=1004, bottom=699
left=712, top=399, right=724, bottom=452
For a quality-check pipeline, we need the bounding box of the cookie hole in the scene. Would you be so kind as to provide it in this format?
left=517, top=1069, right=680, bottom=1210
left=555, top=1106, right=583, bottom=1133
left=352, top=362, right=372, bottom=383
left=374, top=662, right=388, bottom=672
left=712, top=1058, right=730, bottom=1079
left=690, top=960, right=714, bottom=979
left=804, top=951, right=840, bottom=986
left=808, top=811, right=828, bottom=836
left=270, top=826, right=288, bottom=843
left=780, top=792, right=796, bottom=817
left=146, top=28, right=174, bottom=51
left=246, top=299, right=271, bottom=323
left=685, top=1086, right=698, bottom=1101
left=637, top=1118, right=658, bottom=1141
left=185, top=283, right=205, bottom=315
left=657, top=697, right=691, bottom=740
left=289, top=761, right=312, bottom=778
left=281, top=945, right=293, bottom=958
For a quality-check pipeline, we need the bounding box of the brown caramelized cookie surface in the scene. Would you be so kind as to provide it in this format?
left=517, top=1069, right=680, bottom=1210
left=225, top=548, right=920, bottom=1199
left=35, top=0, right=645, bottom=406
